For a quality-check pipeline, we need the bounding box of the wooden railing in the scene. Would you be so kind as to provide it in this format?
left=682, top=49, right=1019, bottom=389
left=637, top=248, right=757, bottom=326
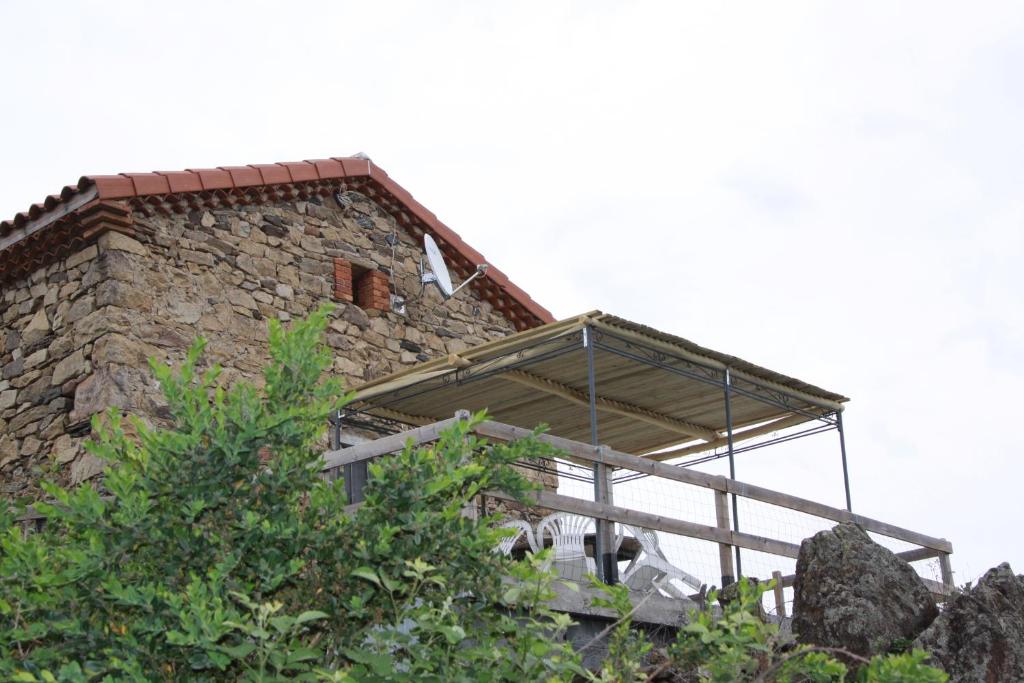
left=323, top=412, right=956, bottom=599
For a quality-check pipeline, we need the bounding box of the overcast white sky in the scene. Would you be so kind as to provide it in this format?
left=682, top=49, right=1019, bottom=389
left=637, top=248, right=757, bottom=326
left=2, top=2, right=1022, bottom=584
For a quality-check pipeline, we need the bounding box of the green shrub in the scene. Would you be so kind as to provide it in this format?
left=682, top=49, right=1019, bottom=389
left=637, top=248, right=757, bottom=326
left=0, top=307, right=949, bottom=682
left=0, top=306, right=581, bottom=681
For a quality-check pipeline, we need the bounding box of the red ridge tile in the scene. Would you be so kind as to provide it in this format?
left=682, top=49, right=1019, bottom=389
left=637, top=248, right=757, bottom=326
left=306, top=158, right=345, bottom=179
left=125, top=173, right=171, bottom=195
left=281, top=161, right=317, bottom=182
left=89, top=175, right=136, bottom=198
left=251, top=164, right=291, bottom=185
left=220, top=166, right=263, bottom=187
left=188, top=168, right=234, bottom=191
left=337, top=157, right=372, bottom=177
left=157, top=171, right=203, bottom=193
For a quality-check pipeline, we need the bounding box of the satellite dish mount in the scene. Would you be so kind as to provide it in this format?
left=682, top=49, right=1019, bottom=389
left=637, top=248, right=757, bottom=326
left=420, top=234, right=488, bottom=300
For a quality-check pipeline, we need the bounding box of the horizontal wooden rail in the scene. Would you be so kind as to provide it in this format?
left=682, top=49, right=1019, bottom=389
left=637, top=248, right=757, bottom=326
left=772, top=566, right=951, bottom=598
left=894, top=547, right=943, bottom=563
left=473, top=421, right=952, bottom=554
left=486, top=489, right=802, bottom=559
left=321, top=417, right=461, bottom=471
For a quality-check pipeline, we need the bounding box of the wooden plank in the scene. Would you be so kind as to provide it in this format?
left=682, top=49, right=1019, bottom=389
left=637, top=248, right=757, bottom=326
left=321, top=417, right=459, bottom=471
left=921, top=576, right=953, bottom=597
left=350, top=315, right=586, bottom=399
left=896, top=547, right=942, bottom=563
left=939, top=553, right=954, bottom=590
left=767, top=570, right=963, bottom=598
left=772, top=570, right=787, bottom=618
left=475, top=421, right=952, bottom=553
left=488, top=489, right=801, bottom=559
left=498, top=369, right=718, bottom=441
left=714, top=490, right=736, bottom=585
left=364, top=406, right=434, bottom=426
left=723, top=479, right=953, bottom=553
left=644, top=412, right=823, bottom=461
left=475, top=421, right=724, bottom=490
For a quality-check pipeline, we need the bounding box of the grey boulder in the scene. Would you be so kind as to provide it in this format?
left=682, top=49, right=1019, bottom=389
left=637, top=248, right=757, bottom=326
left=914, top=562, right=1024, bottom=682
left=792, top=523, right=938, bottom=658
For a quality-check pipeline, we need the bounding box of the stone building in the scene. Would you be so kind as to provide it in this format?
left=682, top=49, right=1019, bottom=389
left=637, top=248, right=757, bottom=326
left=0, top=156, right=553, bottom=497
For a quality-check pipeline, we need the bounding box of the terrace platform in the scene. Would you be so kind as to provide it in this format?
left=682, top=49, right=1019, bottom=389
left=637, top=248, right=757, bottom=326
left=328, top=312, right=955, bottom=609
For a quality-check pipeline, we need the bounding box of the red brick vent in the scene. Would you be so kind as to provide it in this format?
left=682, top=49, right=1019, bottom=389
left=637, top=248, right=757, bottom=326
left=333, top=257, right=389, bottom=312
left=333, top=257, right=353, bottom=303
left=356, top=270, right=390, bottom=312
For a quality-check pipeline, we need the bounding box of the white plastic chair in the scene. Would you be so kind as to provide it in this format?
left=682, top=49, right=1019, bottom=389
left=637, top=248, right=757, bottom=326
left=537, top=513, right=597, bottom=582
left=621, top=525, right=704, bottom=597
left=494, top=519, right=538, bottom=556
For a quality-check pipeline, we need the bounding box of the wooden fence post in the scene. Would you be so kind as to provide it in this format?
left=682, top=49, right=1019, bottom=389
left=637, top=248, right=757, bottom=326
left=772, top=570, right=787, bottom=618
left=714, top=483, right=735, bottom=587
left=938, top=551, right=954, bottom=594
left=594, top=445, right=618, bottom=584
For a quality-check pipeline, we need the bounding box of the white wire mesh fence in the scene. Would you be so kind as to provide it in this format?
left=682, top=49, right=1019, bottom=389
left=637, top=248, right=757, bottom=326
left=322, top=416, right=954, bottom=613
left=528, top=444, right=953, bottom=612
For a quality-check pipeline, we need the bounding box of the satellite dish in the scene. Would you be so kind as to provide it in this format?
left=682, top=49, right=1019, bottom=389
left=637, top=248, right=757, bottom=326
left=422, top=234, right=454, bottom=297
left=420, top=234, right=489, bottom=300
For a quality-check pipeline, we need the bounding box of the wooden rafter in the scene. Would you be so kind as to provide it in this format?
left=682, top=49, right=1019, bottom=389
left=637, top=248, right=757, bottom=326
left=497, top=369, right=719, bottom=442
left=641, top=411, right=827, bottom=462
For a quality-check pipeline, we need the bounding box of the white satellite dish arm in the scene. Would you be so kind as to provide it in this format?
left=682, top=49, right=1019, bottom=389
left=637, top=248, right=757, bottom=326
left=449, top=263, right=489, bottom=298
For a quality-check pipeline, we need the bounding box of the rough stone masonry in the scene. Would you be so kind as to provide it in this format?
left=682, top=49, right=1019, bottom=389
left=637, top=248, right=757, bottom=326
left=0, top=190, right=526, bottom=498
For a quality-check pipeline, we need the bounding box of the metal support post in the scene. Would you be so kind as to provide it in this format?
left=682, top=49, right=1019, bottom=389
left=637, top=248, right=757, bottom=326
left=585, top=326, right=617, bottom=584
left=837, top=410, right=852, bottom=512
left=724, top=368, right=741, bottom=580
left=329, top=409, right=341, bottom=450
left=335, top=410, right=367, bottom=504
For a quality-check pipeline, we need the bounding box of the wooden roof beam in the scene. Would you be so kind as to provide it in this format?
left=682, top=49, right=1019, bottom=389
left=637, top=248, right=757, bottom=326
left=642, top=411, right=827, bottom=462
left=498, top=369, right=719, bottom=442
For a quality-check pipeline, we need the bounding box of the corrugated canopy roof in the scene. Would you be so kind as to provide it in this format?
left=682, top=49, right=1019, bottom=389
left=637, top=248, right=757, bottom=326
left=351, top=312, right=849, bottom=460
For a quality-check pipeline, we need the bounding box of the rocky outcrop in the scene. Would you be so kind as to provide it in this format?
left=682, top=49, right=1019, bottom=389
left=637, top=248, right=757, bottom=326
left=792, top=523, right=938, bottom=657
left=914, top=563, right=1024, bottom=682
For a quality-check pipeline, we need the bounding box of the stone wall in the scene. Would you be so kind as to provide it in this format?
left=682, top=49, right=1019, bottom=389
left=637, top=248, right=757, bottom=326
left=0, top=190, right=525, bottom=498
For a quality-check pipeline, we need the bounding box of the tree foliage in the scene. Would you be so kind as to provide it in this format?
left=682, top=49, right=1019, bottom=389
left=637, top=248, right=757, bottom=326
left=0, top=307, right=948, bottom=682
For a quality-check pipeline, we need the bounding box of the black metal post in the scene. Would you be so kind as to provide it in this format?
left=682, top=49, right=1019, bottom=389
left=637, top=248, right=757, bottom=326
left=837, top=410, right=852, bottom=512
left=724, top=368, right=742, bottom=580
left=585, top=326, right=617, bottom=584
left=330, top=409, right=341, bottom=450
left=333, top=410, right=368, bottom=504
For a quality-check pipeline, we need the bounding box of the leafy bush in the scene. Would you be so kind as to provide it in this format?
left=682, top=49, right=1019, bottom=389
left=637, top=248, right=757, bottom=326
left=0, top=306, right=581, bottom=681
left=0, top=307, right=949, bottom=682
left=595, top=576, right=947, bottom=682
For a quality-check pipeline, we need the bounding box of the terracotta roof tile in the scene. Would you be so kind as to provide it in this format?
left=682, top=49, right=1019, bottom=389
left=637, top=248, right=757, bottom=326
left=306, top=158, right=345, bottom=179
left=1, top=156, right=555, bottom=327
left=157, top=171, right=203, bottom=194
left=188, top=168, right=234, bottom=191
left=219, top=166, right=263, bottom=187
left=280, top=161, right=318, bottom=183
left=251, top=163, right=291, bottom=185
left=337, top=156, right=372, bottom=177
left=125, top=173, right=171, bottom=195
left=89, top=174, right=135, bottom=198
